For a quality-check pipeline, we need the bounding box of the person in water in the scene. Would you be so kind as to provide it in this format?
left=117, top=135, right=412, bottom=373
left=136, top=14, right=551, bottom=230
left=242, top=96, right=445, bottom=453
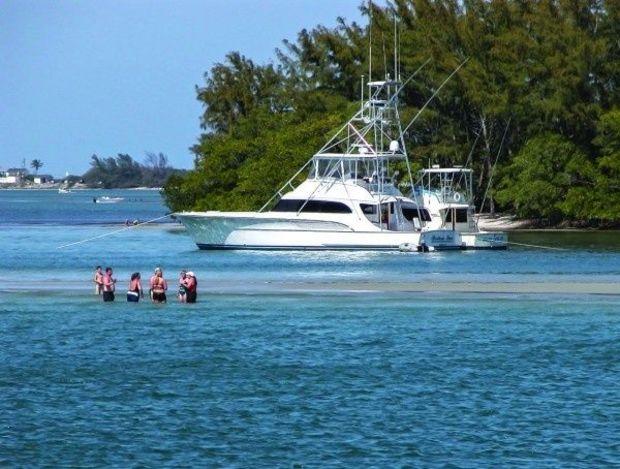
left=149, top=267, right=168, bottom=303
left=93, top=265, right=104, bottom=295
left=127, top=272, right=143, bottom=302
left=178, top=270, right=188, bottom=303
left=185, top=271, right=197, bottom=303
left=102, top=267, right=116, bottom=302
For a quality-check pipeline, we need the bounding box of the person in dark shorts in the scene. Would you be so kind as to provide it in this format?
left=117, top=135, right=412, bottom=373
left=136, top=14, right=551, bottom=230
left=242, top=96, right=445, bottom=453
left=102, top=267, right=116, bottom=302
left=185, top=271, right=197, bottom=303
left=127, top=272, right=143, bottom=302
left=149, top=267, right=168, bottom=303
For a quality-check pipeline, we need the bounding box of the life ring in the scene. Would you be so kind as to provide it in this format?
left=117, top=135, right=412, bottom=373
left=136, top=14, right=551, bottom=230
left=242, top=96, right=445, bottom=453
left=453, top=192, right=462, bottom=202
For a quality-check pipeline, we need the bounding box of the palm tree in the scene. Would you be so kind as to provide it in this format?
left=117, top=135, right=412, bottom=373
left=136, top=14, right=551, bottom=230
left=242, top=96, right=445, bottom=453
left=30, top=159, right=43, bottom=174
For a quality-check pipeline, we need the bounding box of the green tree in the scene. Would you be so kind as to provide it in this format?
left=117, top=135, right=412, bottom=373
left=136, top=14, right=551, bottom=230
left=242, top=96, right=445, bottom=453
left=589, top=109, right=620, bottom=221
left=196, top=52, right=285, bottom=134
left=82, top=153, right=182, bottom=188
left=163, top=0, right=620, bottom=225
left=496, top=133, right=590, bottom=222
left=30, top=159, right=43, bottom=174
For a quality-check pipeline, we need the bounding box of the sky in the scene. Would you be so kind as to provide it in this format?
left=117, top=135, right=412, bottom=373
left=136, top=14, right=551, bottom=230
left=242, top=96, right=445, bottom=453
left=0, top=0, right=367, bottom=177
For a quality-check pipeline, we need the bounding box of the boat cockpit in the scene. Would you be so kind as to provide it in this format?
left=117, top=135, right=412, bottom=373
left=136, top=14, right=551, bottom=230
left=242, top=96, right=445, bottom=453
left=414, top=166, right=478, bottom=231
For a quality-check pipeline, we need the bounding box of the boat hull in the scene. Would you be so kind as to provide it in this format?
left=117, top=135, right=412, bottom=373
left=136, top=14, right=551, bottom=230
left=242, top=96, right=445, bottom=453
left=177, top=213, right=463, bottom=251
left=460, top=231, right=508, bottom=249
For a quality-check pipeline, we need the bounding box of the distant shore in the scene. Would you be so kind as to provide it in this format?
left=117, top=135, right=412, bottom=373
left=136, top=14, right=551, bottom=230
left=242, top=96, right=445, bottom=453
left=0, top=185, right=162, bottom=190
left=1, top=188, right=615, bottom=230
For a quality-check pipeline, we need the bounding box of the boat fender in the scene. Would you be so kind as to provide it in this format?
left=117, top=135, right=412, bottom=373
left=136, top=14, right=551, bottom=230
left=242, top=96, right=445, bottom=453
left=453, top=192, right=462, bottom=202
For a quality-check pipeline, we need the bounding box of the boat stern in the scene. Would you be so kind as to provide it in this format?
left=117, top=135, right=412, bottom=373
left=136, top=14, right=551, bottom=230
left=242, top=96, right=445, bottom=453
left=461, top=231, right=508, bottom=249
left=419, top=230, right=463, bottom=251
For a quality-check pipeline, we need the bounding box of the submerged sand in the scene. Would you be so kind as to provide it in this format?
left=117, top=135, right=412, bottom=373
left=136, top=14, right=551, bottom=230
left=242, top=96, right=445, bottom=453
left=2, top=280, right=618, bottom=296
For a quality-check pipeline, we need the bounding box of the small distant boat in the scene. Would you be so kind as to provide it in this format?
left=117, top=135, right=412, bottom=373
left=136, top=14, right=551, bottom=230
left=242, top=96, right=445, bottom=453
left=94, top=196, right=124, bottom=204
left=59, top=171, right=72, bottom=193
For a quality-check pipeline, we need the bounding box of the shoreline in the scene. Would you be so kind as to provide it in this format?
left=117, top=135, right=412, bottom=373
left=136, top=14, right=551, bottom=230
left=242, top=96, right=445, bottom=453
left=477, top=214, right=620, bottom=232
left=0, top=186, right=162, bottom=191
left=1, top=189, right=617, bottom=231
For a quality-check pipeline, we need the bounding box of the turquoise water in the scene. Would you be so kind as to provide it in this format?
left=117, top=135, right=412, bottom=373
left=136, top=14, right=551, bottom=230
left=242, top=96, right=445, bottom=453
left=1, top=190, right=620, bottom=466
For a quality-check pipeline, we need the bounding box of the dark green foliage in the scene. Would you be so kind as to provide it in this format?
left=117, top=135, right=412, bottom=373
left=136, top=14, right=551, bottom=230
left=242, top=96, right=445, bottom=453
left=30, top=159, right=43, bottom=174
left=589, top=109, right=620, bottom=220
left=496, top=134, right=590, bottom=222
left=164, top=0, right=620, bottom=224
left=83, top=153, right=184, bottom=189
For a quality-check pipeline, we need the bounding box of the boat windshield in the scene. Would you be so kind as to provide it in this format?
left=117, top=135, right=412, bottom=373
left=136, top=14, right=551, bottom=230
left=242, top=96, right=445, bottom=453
left=308, top=157, right=404, bottom=196
left=415, top=168, right=473, bottom=204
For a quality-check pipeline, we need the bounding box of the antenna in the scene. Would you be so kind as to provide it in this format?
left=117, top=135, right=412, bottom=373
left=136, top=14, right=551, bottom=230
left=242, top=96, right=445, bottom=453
left=382, top=33, right=387, bottom=79
left=393, top=15, right=397, bottom=81
left=360, top=74, right=364, bottom=113
left=398, top=22, right=402, bottom=80
left=368, top=0, right=372, bottom=81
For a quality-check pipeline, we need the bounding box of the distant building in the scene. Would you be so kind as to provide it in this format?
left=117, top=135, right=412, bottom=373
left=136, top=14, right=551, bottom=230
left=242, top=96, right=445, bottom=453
left=6, top=168, right=28, bottom=177
left=0, top=168, right=28, bottom=185
left=0, top=175, right=19, bottom=184
left=34, top=175, right=53, bottom=184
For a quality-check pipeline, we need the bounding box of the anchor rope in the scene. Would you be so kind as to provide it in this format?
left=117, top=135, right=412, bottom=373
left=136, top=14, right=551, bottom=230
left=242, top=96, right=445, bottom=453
left=57, top=213, right=173, bottom=249
left=507, top=241, right=566, bottom=251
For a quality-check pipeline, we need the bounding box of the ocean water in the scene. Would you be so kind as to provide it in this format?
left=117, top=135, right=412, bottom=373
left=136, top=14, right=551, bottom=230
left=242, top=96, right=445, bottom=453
left=1, top=189, right=619, bottom=466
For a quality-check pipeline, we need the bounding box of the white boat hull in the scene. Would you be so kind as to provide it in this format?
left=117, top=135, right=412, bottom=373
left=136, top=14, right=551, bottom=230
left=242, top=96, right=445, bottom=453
left=177, top=213, right=466, bottom=251
left=461, top=231, right=508, bottom=249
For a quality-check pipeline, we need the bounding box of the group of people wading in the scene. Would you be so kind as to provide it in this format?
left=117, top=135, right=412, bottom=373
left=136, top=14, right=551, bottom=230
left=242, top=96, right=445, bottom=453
left=93, top=266, right=198, bottom=303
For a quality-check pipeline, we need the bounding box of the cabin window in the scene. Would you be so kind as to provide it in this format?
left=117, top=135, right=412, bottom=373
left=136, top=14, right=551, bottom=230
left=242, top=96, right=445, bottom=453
left=273, top=199, right=351, bottom=213
left=456, top=208, right=468, bottom=223
left=402, top=207, right=431, bottom=222
left=444, top=208, right=468, bottom=223
left=360, top=204, right=377, bottom=215
left=360, top=203, right=379, bottom=223
left=273, top=199, right=301, bottom=212
left=307, top=200, right=350, bottom=213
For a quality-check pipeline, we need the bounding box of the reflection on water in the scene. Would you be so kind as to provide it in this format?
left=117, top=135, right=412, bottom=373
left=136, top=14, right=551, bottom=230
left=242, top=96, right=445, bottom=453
left=510, top=230, right=620, bottom=251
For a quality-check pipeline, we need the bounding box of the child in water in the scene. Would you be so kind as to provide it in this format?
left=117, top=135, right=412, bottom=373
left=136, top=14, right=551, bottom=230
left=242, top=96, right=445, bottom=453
left=93, top=266, right=103, bottom=295
left=178, top=270, right=188, bottom=303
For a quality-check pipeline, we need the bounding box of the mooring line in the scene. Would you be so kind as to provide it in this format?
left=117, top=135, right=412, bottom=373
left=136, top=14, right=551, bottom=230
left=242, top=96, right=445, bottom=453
left=508, top=241, right=566, bottom=251
left=57, top=214, right=173, bottom=249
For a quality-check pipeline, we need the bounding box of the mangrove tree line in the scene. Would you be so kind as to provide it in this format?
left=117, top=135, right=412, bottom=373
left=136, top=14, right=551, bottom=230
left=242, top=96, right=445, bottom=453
left=163, top=0, right=620, bottom=225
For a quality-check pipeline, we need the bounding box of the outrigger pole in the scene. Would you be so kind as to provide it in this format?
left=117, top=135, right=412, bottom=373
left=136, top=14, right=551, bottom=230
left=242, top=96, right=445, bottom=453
left=257, top=60, right=432, bottom=214
left=401, top=58, right=469, bottom=136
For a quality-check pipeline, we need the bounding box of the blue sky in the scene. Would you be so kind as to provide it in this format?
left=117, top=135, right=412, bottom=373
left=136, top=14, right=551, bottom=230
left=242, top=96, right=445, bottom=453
left=0, top=0, right=366, bottom=176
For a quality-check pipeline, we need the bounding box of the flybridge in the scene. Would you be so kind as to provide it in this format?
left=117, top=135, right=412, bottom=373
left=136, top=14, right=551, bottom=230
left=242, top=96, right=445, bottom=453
left=256, top=55, right=469, bottom=215
left=313, top=76, right=408, bottom=162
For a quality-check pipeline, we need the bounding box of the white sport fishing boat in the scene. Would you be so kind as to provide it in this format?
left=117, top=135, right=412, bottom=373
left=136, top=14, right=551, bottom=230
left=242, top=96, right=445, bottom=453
left=413, top=166, right=507, bottom=249
left=176, top=64, right=481, bottom=251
